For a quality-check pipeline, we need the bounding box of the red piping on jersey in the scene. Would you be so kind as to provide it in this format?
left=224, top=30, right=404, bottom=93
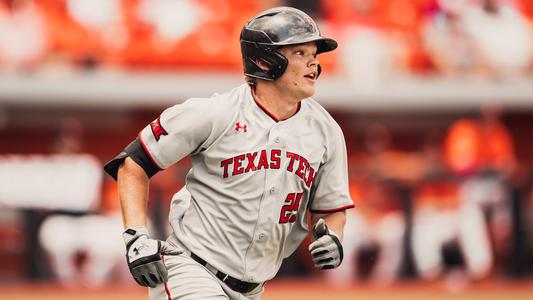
left=162, top=255, right=173, bottom=300
left=309, top=204, right=355, bottom=213
left=251, top=86, right=301, bottom=122
left=138, top=133, right=163, bottom=170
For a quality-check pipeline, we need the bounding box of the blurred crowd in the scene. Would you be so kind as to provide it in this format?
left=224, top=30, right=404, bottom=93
left=1, top=0, right=533, bottom=82
left=324, top=104, right=525, bottom=289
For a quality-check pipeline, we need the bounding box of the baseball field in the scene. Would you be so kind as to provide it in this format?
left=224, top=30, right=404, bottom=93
left=1, top=280, right=532, bottom=300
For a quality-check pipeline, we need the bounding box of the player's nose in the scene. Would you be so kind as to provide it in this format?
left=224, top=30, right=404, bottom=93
left=307, top=55, right=318, bottom=67
left=307, top=56, right=319, bottom=72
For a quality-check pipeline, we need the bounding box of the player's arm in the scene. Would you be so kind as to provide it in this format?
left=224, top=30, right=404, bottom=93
left=310, top=210, right=346, bottom=241
left=108, top=147, right=181, bottom=288
left=307, top=122, right=352, bottom=270
left=117, top=157, right=150, bottom=228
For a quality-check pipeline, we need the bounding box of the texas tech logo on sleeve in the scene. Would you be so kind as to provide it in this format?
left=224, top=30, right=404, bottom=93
left=150, top=117, right=168, bottom=141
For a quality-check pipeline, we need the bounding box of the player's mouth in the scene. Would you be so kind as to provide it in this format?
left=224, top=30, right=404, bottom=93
left=304, top=71, right=317, bottom=82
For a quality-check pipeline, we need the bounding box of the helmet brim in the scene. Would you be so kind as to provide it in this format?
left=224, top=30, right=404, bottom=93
left=316, top=37, right=338, bottom=54
left=272, top=35, right=338, bottom=54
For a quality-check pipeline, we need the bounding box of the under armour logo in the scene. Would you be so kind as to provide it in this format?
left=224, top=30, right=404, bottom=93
left=235, top=122, right=247, bottom=133
left=132, top=243, right=148, bottom=256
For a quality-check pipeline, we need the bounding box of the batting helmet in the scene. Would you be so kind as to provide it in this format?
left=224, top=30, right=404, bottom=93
left=240, top=7, right=338, bottom=81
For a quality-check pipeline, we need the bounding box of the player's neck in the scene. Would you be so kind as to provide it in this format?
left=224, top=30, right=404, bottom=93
left=253, top=84, right=300, bottom=121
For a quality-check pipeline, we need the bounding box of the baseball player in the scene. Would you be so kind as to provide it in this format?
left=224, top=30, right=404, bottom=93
left=104, top=7, right=353, bottom=300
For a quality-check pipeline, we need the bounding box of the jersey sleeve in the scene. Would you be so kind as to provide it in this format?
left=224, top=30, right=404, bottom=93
left=309, top=123, right=354, bottom=213
left=139, top=96, right=229, bottom=169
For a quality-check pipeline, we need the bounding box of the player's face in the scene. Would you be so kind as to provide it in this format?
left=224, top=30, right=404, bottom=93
left=275, top=42, right=319, bottom=101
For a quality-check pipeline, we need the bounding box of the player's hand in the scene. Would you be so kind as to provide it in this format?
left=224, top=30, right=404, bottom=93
left=123, top=227, right=182, bottom=288
left=308, top=218, right=343, bottom=270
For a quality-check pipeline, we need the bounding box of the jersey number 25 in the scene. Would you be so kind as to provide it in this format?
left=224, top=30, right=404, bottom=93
left=279, top=192, right=303, bottom=224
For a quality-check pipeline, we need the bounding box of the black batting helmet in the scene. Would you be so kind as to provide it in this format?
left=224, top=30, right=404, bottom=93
left=240, top=7, right=338, bottom=81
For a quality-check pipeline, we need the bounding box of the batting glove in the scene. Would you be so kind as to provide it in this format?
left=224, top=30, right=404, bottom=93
left=123, top=227, right=182, bottom=288
left=308, top=218, right=344, bottom=270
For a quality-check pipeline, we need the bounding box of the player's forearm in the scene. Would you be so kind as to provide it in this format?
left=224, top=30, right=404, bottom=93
left=117, top=157, right=150, bottom=228
left=311, top=210, right=346, bottom=241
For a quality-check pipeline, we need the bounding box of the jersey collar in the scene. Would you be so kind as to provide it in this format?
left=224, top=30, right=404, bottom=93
left=250, top=85, right=301, bottom=123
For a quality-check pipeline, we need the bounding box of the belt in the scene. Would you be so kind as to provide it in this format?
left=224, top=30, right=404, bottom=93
left=190, top=252, right=260, bottom=294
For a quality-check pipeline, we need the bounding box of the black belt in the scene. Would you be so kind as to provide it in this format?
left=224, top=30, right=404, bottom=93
left=190, top=252, right=260, bottom=294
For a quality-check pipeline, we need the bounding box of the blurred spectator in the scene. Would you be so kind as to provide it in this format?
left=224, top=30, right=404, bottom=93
left=435, top=103, right=517, bottom=280
left=66, top=0, right=128, bottom=66
left=323, top=0, right=399, bottom=89
left=410, top=130, right=475, bottom=285
left=412, top=178, right=489, bottom=286
left=323, top=0, right=430, bottom=88
left=421, top=0, right=484, bottom=78
left=38, top=179, right=126, bottom=287
left=38, top=117, right=127, bottom=287
left=337, top=25, right=395, bottom=90
left=0, top=0, right=48, bottom=71
left=50, top=116, right=84, bottom=154
left=327, top=123, right=409, bottom=286
left=136, top=0, right=201, bottom=47
left=445, top=103, right=516, bottom=176
left=462, top=0, right=533, bottom=80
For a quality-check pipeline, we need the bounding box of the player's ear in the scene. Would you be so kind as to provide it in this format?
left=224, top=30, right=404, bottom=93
left=255, top=58, right=271, bottom=72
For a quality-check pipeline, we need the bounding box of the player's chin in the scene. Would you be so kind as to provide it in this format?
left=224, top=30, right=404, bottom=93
left=300, top=84, right=315, bottom=99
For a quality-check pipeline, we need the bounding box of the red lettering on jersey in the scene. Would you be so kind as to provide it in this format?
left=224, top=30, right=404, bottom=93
left=306, top=165, right=315, bottom=187
left=220, top=150, right=315, bottom=185
left=270, top=149, right=281, bottom=169
left=257, top=150, right=269, bottom=170
left=232, top=154, right=245, bottom=175
left=220, top=158, right=233, bottom=178
left=279, top=192, right=303, bottom=224
left=286, top=152, right=299, bottom=172
left=245, top=152, right=258, bottom=172
left=150, top=117, right=168, bottom=141
left=295, top=156, right=307, bottom=180
left=289, top=193, right=303, bottom=223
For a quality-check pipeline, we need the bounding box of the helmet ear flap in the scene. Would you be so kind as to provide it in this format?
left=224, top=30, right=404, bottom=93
left=270, top=51, right=288, bottom=79
left=241, top=42, right=288, bottom=80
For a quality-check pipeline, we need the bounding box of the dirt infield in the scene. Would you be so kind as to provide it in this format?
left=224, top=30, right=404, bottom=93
left=1, top=280, right=533, bottom=300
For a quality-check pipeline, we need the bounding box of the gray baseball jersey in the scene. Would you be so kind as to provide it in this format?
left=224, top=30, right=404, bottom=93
left=139, top=83, right=353, bottom=283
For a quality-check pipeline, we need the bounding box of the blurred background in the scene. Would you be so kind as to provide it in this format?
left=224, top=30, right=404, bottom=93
left=1, top=0, right=533, bottom=299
